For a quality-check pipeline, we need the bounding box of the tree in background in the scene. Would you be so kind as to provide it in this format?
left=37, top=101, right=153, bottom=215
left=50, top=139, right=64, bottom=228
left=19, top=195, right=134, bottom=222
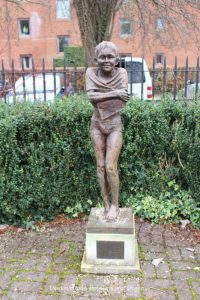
left=4, top=0, right=200, bottom=64
left=73, top=0, right=124, bottom=64
left=73, top=0, right=200, bottom=63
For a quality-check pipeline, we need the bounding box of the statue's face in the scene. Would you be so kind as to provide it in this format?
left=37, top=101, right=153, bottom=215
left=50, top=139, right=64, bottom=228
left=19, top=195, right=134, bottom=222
left=97, top=47, right=117, bottom=73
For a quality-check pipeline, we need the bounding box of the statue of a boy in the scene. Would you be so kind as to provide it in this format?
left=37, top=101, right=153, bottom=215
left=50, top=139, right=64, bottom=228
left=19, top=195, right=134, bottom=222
left=86, top=41, right=129, bottom=221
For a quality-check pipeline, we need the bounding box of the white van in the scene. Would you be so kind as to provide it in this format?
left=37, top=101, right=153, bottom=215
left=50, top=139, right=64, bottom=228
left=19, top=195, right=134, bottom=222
left=120, top=57, right=152, bottom=100
left=6, top=73, right=63, bottom=104
left=182, top=80, right=200, bottom=100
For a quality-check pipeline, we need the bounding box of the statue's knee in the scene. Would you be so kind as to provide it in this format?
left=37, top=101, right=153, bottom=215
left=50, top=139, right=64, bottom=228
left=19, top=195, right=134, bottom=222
left=106, top=163, right=116, bottom=175
left=97, top=165, right=105, bottom=174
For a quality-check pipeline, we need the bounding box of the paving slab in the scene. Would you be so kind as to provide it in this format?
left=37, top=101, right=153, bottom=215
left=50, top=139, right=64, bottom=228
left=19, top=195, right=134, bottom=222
left=0, top=218, right=199, bottom=299
left=175, top=280, right=193, bottom=300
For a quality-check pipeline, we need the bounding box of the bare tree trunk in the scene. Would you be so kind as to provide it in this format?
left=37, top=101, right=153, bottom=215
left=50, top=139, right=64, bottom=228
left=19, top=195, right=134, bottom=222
left=73, top=0, right=124, bottom=65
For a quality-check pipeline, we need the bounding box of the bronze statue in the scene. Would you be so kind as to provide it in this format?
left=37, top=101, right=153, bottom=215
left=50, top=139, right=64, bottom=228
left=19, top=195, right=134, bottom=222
left=86, top=41, right=129, bottom=221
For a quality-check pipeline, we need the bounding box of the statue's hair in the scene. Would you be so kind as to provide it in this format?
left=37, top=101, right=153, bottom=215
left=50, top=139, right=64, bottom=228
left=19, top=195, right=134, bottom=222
left=95, top=41, right=118, bottom=58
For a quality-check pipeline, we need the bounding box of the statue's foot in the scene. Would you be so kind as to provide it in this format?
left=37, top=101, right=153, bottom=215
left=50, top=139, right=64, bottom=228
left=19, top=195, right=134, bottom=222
left=106, top=204, right=119, bottom=221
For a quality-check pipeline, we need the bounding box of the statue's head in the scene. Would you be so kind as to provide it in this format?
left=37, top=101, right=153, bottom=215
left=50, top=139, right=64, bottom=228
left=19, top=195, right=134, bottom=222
left=95, top=41, right=118, bottom=59
left=94, top=41, right=118, bottom=74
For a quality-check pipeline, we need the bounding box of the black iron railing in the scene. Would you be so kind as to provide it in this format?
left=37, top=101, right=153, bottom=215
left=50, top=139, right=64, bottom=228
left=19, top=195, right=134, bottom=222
left=0, top=56, right=200, bottom=103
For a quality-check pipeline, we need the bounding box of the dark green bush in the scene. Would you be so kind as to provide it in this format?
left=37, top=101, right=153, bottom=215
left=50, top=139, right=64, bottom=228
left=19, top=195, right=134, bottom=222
left=53, top=58, right=64, bottom=68
left=0, top=97, right=199, bottom=226
left=54, top=46, right=85, bottom=67
left=64, top=46, right=85, bottom=66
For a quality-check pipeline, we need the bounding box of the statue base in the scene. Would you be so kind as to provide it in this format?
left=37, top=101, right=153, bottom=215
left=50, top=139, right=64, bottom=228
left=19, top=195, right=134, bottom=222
left=81, top=207, right=140, bottom=274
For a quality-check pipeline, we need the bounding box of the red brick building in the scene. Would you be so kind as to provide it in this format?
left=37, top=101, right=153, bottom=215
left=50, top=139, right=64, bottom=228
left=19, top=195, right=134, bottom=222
left=0, top=0, right=199, bottom=69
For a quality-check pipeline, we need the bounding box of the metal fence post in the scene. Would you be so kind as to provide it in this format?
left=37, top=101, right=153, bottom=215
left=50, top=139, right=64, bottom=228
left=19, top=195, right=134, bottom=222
left=11, top=60, right=16, bottom=104
left=173, top=56, right=177, bottom=101
left=64, top=56, right=67, bottom=91
left=130, top=55, right=133, bottom=96
left=1, top=60, right=6, bottom=103
left=184, top=56, right=188, bottom=99
left=163, top=56, right=166, bottom=95
left=1, top=60, right=5, bottom=85
left=42, top=58, right=46, bottom=102
left=152, top=57, right=155, bottom=99
left=11, top=60, right=15, bottom=89
left=195, top=56, right=199, bottom=102
left=32, top=58, right=36, bottom=102
left=21, top=59, right=26, bottom=101
left=74, top=60, right=77, bottom=93
left=141, top=57, right=144, bottom=100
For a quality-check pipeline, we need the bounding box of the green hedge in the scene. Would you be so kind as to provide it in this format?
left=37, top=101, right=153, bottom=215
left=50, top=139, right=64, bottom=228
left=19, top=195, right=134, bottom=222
left=0, top=97, right=199, bottom=226
left=54, top=46, right=85, bottom=67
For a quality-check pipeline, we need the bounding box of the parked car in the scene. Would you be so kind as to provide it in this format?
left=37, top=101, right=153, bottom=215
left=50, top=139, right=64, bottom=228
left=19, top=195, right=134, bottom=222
left=6, top=73, right=64, bottom=104
left=182, top=80, right=200, bottom=100
left=119, top=57, right=152, bottom=100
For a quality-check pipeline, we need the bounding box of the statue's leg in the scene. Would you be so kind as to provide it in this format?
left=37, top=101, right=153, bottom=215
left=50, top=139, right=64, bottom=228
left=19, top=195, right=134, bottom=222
left=105, top=129, right=122, bottom=220
left=90, top=125, right=110, bottom=213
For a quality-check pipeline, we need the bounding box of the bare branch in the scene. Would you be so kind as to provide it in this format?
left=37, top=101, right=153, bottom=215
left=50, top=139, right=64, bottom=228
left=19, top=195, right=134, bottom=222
left=123, top=0, right=200, bottom=52
left=2, top=0, right=200, bottom=65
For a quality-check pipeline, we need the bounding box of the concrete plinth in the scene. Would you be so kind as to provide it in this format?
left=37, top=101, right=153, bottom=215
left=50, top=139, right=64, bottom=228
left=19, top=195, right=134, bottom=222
left=81, top=208, right=140, bottom=274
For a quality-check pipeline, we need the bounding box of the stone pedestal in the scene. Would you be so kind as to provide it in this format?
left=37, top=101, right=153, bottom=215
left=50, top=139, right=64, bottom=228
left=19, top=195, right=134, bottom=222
left=81, top=207, right=140, bottom=274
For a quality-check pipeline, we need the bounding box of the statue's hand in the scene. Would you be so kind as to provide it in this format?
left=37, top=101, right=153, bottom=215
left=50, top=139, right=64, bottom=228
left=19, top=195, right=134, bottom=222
left=117, top=89, right=129, bottom=102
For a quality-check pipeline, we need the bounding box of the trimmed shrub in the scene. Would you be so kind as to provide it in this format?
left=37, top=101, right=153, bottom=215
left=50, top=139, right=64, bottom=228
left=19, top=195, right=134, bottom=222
left=54, top=46, right=85, bottom=67
left=0, top=96, right=199, bottom=226
left=64, top=46, right=85, bottom=66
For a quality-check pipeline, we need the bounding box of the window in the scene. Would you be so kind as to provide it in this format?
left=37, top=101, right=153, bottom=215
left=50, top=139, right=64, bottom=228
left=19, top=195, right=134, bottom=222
left=19, top=19, right=30, bottom=36
left=56, top=0, right=70, bottom=19
left=57, top=35, right=70, bottom=52
left=126, top=62, right=146, bottom=84
left=156, top=17, right=164, bottom=31
left=119, top=19, right=132, bottom=36
left=155, top=53, right=164, bottom=64
left=20, top=55, right=32, bottom=69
